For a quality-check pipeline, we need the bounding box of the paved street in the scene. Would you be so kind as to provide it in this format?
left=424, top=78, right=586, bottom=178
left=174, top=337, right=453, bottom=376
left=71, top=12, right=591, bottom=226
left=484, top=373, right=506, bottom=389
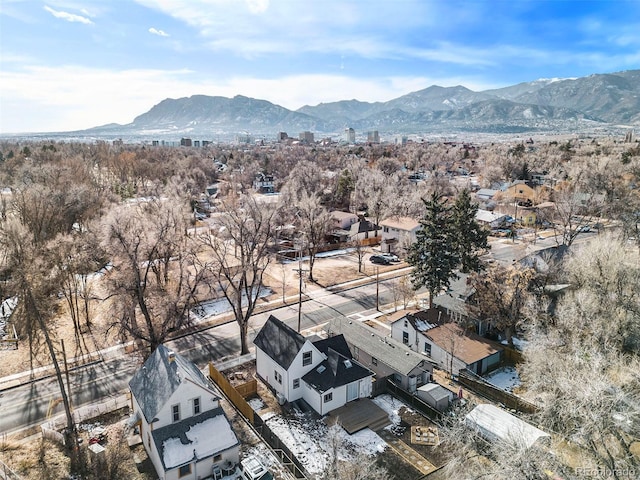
left=0, top=274, right=415, bottom=436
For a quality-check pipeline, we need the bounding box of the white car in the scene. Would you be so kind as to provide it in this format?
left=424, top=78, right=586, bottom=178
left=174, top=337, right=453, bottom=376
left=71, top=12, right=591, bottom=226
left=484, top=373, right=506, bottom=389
left=381, top=253, right=400, bottom=262
left=240, top=456, right=273, bottom=480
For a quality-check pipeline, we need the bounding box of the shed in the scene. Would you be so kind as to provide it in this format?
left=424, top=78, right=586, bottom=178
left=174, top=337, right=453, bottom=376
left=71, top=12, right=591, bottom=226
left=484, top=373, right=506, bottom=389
left=465, top=404, right=550, bottom=449
left=416, top=383, right=453, bottom=412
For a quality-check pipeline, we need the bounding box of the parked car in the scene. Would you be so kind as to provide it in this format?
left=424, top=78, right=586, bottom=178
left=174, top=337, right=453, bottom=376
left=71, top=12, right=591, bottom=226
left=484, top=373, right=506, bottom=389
left=240, top=456, right=273, bottom=480
left=370, top=254, right=391, bottom=265
left=381, top=253, right=400, bottom=262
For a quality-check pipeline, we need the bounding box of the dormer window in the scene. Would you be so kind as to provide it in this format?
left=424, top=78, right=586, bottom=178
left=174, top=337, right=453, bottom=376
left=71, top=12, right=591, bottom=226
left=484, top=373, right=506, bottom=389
left=303, top=351, right=312, bottom=366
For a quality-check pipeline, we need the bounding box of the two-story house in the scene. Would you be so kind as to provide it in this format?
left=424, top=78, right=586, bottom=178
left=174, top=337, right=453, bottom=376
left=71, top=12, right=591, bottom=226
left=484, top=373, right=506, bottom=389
left=254, top=315, right=373, bottom=415
left=391, top=311, right=503, bottom=376
left=379, top=216, right=421, bottom=253
left=129, top=345, right=240, bottom=480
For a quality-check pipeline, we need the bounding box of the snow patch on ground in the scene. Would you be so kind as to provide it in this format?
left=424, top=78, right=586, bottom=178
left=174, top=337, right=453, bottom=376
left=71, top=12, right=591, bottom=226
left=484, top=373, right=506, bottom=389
left=500, top=336, right=528, bottom=350
left=191, top=286, right=272, bottom=320
left=372, top=394, right=412, bottom=427
left=263, top=412, right=385, bottom=475
left=248, top=397, right=266, bottom=411
left=484, top=366, right=521, bottom=392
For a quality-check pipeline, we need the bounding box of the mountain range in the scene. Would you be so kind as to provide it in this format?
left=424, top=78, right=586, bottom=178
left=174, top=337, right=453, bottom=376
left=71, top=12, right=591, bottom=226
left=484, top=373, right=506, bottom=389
left=86, top=69, right=640, bottom=139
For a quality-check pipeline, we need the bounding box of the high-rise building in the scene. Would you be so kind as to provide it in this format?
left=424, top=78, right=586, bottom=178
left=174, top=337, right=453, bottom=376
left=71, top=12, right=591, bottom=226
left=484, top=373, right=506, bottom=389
left=299, top=131, right=314, bottom=143
left=367, top=131, right=380, bottom=143
left=344, top=127, right=356, bottom=143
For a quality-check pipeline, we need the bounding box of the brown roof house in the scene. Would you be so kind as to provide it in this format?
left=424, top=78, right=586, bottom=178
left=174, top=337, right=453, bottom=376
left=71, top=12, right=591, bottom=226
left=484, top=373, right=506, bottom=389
left=390, top=311, right=503, bottom=376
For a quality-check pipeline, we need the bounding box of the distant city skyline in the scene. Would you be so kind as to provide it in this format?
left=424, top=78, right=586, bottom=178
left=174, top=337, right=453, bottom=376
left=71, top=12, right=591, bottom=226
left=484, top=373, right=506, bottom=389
left=1, top=0, right=639, bottom=133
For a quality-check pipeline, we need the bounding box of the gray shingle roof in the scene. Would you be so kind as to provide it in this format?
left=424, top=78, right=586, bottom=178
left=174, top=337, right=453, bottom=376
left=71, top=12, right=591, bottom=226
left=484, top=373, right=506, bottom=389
left=302, top=348, right=372, bottom=394
left=253, top=315, right=306, bottom=369
left=129, top=344, right=214, bottom=423
left=327, top=316, right=433, bottom=375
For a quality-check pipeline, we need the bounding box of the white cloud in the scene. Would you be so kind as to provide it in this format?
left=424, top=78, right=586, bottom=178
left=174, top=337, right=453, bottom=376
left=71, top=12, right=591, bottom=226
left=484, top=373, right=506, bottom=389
left=43, top=5, right=93, bottom=24
left=149, top=27, right=170, bottom=37
left=246, top=0, right=269, bottom=14
left=0, top=64, right=504, bottom=133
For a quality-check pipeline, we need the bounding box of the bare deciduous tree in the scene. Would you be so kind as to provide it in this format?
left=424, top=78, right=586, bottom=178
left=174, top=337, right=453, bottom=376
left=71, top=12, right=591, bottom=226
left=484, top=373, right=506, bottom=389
left=103, top=196, right=203, bottom=357
left=199, top=195, right=278, bottom=354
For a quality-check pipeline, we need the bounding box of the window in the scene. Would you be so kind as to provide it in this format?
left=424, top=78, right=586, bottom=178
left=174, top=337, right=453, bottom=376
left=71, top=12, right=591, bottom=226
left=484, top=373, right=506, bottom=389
left=302, top=351, right=312, bottom=366
left=293, top=378, right=300, bottom=389
left=179, top=464, right=191, bottom=477
left=274, top=370, right=282, bottom=384
left=193, top=397, right=200, bottom=416
left=172, top=404, right=180, bottom=422
left=383, top=226, right=389, bottom=233
left=371, top=357, right=378, bottom=366
left=402, top=331, right=409, bottom=344
left=393, top=373, right=402, bottom=384
left=404, top=319, right=408, bottom=327
left=424, top=343, right=432, bottom=357
left=213, top=454, right=222, bottom=462
left=324, top=392, right=333, bottom=403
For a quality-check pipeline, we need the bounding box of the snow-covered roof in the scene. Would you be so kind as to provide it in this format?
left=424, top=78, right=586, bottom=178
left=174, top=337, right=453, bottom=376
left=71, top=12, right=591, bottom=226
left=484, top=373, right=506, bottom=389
left=465, top=404, right=550, bottom=449
left=475, top=209, right=506, bottom=224
left=154, top=407, right=239, bottom=470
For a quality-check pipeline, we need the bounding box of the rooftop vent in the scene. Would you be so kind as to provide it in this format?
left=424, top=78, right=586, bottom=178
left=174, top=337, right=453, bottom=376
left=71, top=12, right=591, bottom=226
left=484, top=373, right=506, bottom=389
left=343, top=360, right=352, bottom=369
left=168, top=351, right=176, bottom=363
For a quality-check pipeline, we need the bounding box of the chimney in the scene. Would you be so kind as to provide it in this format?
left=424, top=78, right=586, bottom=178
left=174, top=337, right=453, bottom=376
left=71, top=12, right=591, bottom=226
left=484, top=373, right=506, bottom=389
left=168, top=351, right=176, bottom=363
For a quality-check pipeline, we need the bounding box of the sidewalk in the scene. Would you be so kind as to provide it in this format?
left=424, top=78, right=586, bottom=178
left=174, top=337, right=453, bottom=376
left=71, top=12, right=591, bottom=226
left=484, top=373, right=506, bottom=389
left=0, top=263, right=414, bottom=393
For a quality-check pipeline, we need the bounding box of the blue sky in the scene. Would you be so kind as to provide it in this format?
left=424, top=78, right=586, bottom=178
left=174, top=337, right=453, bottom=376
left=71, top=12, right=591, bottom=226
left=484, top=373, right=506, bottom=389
left=1, top=0, right=639, bottom=133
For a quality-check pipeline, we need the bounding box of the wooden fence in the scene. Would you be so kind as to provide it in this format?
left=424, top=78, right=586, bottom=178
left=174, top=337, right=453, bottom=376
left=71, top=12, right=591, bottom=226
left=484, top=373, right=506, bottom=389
left=208, top=363, right=254, bottom=424
left=502, top=345, right=524, bottom=364
left=458, top=369, right=538, bottom=414
left=384, top=379, right=444, bottom=423
left=208, top=364, right=307, bottom=479
left=253, top=414, right=308, bottom=479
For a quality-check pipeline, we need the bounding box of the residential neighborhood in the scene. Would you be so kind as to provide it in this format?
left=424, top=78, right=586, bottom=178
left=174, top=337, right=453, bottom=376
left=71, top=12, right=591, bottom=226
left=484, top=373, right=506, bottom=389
left=0, top=132, right=639, bottom=480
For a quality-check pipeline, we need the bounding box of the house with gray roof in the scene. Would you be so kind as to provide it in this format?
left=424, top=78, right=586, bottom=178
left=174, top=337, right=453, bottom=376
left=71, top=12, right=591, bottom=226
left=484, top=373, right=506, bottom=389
left=254, top=315, right=373, bottom=415
left=129, top=344, right=239, bottom=480
left=326, top=315, right=434, bottom=393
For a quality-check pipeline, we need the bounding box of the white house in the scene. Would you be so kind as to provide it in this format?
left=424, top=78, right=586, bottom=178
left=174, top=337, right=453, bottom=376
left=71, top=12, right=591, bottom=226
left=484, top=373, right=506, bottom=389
left=379, top=216, right=421, bottom=253
left=475, top=209, right=508, bottom=229
left=330, top=211, right=359, bottom=230
left=254, top=315, right=373, bottom=415
left=129, top=345, right=240, bottom=480
left=391, top=311, right=503, bottom=376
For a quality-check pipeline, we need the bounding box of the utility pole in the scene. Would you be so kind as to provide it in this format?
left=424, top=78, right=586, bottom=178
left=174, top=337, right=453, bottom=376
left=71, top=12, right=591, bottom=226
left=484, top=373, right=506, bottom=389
left=376, top=266, right=380, bottom=311
left=294, top=243, right=309, bottom=332
left=60, top=339, right=73, bottom=415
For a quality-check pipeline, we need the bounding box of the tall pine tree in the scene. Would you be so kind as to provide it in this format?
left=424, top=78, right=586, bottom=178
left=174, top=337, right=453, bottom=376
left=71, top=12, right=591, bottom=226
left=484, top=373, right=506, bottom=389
left=451, top=189, right=489, bottom=273
left=407, top=192, right=458, bottom=308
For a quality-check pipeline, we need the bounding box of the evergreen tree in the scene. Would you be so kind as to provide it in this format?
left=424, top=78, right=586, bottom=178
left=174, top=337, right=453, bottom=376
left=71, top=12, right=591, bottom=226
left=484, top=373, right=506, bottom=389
left=451, top=189, right=489, bottom=273
left=407, top=192, right=458, bottom=308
